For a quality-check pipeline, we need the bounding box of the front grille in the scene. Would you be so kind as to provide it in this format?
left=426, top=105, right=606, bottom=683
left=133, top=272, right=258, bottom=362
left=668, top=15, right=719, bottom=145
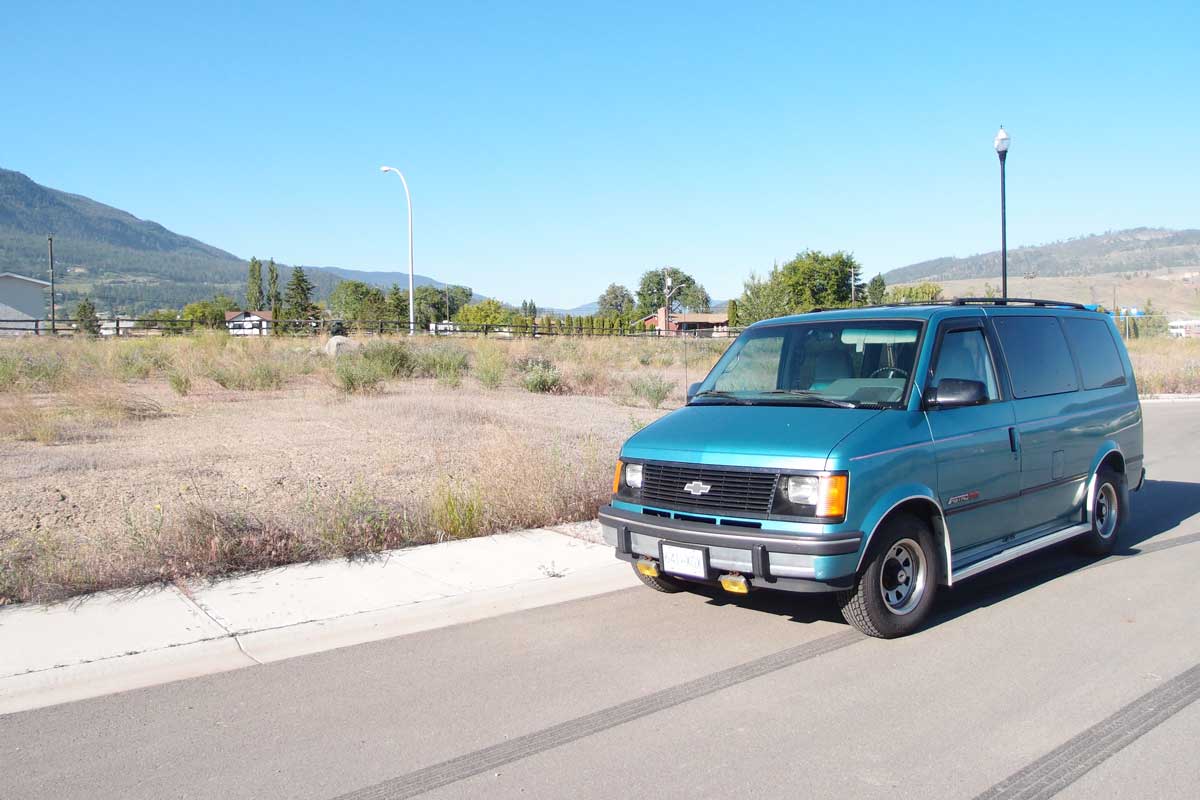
left=641, top=462, right=778, bottom=516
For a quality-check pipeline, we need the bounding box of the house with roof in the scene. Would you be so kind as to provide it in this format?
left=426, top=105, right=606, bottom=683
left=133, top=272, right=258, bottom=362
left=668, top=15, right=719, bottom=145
left=0, top=272, right=51, bottom=335
left=638, top=306, right=730, bottom=336
left=225, top=310, right=274, bottom=336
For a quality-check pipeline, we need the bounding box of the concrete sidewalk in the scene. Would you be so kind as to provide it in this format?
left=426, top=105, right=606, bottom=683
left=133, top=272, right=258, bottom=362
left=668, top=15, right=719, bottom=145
left=0, top=523, right=637, bottom=715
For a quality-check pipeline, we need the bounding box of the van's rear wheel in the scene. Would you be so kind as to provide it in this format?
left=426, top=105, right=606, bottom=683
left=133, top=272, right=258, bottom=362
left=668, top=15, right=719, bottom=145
left=838, top=513, right=938, bottom=638
left=1074, top=467, right=1125, bottom=557
left=632, top=563, right=686, bottom=593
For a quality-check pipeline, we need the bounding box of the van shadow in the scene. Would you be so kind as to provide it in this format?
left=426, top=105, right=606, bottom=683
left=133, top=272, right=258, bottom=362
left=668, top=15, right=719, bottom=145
left=930, top=478, right=1200, bottom=629
left=690, top=479, right=1200, bottom=630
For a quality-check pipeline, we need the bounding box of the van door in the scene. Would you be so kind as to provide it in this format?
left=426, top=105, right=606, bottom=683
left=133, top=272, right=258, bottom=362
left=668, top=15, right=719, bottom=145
left=990, top=314, right=1088, bottom=533
left=924, top=317, right=1021, bottom=553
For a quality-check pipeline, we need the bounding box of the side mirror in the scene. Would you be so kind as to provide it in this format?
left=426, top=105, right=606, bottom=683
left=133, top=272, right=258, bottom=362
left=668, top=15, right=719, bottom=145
left=925, top=378, right=988, bottom=409
left=687, top=381, right=703, bottom=402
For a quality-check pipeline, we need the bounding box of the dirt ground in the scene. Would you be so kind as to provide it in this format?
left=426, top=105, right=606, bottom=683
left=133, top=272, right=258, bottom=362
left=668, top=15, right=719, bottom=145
left=0, top=377, right=666, bottom=540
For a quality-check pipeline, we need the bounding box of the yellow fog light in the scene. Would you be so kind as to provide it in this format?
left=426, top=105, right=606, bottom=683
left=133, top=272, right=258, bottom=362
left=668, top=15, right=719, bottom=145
left=718, top=573, right=750, bottom=594
left=636, top=559, right=660, bottom=578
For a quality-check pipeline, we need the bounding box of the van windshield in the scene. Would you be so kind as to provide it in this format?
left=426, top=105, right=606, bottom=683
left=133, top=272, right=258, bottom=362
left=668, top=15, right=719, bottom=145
left=693, top=319, right=923, bottom=409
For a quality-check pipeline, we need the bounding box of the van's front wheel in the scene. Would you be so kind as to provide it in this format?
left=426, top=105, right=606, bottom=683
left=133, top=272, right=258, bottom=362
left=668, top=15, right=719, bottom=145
left=838, top=513, right=938, bottom=638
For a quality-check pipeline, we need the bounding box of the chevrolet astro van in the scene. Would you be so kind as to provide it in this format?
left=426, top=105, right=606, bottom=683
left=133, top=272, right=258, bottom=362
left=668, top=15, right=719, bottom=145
left=599, top=299, right=1145, bottom=638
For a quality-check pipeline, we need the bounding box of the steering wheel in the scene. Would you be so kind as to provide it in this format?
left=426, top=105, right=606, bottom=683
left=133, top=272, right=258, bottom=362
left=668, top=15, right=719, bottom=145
left=870, top=366, right=908, bottom=379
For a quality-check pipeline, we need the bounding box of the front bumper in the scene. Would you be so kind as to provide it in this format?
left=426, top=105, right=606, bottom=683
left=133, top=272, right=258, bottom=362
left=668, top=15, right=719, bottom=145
left=598, top=505, right=860, bottom=593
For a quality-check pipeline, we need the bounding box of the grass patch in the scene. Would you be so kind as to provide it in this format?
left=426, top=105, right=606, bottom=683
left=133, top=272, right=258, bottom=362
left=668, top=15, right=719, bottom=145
left=361, top=340, right=415, bottom=378
left=332, top=357, right=384, bottom=394
left=473, top=343, right=507, bottom=389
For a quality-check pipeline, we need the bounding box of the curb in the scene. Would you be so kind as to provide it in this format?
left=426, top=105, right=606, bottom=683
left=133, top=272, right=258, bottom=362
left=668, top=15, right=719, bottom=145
left=0, top=524, right=633, bottom=716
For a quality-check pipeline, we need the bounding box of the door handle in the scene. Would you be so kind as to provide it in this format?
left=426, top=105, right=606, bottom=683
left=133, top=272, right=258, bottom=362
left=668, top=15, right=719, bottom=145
left=1008, top=427, right=1020, bottom=453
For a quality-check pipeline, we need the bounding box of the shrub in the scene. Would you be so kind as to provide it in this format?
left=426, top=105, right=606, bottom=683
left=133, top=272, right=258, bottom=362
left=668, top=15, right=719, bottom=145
left=474, top=345, right=507, bottom=389
left=637, top=351, right=653, bottom=366
left=513, top=355, right=554, bottom=373
left=362, top=340, right=414, bottom=378
left=333, top=357, right=384, bottom=394
left=630, top=374, right=674, bottom=409
left=522, top=364, right=562, bottom=393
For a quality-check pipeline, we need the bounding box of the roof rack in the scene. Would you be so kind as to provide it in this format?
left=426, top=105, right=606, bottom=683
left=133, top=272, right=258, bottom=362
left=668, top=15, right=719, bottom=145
left=950, top=297, right=1086, bottom=310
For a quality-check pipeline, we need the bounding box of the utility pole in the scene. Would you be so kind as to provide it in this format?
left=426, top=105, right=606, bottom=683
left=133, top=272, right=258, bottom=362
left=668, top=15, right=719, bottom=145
left=47, top=235, right=56, bottom=333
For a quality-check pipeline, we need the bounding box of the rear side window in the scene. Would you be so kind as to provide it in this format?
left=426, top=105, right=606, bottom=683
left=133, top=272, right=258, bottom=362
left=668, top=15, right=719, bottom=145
left=1062, top=318, right=1126, bottom=390
left=992, top=316, right=1079, bottom=398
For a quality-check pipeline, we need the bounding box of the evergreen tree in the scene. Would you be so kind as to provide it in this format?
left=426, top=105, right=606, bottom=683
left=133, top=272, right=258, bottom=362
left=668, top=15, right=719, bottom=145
left=283, top=266, right=317, bottom=319
left=726, top=298, right=739, bottom=327
left=74, top=297, right=100, bottom=335
left=246, top=257, right=264, bottom=310
left=866, top=274, right=887, bottom=305
left=266, top=259, right=282, bottom=316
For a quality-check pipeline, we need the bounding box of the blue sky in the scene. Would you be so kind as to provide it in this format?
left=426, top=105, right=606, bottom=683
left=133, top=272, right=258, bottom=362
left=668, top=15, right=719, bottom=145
left=3, top=1, right=1197, bottom=307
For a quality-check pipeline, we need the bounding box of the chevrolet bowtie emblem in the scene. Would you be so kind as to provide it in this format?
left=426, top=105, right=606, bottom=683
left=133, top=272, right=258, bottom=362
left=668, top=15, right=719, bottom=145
left=682, top=481, right=712, bottom=496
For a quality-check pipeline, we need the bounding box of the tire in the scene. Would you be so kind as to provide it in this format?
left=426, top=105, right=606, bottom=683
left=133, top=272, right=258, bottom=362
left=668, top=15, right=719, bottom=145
left=837, top=513, right=939, bottom=639
left=633, top=562, right=686, bottom=593
left=1074, top=467, right=1126, bottom=557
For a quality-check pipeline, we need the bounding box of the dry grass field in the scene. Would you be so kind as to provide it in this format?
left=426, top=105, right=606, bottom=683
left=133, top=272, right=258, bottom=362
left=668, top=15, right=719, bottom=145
left=1, top=331, right=1195, bottom=604
left=0, top=333, right=726, bottom=603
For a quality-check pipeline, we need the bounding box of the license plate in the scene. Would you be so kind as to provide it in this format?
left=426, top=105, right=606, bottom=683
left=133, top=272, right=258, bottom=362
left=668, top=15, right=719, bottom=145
left=660, top=543, right=708, bottom=579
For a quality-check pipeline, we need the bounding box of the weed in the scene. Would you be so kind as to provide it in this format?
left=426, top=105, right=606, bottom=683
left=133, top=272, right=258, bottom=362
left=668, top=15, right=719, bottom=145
left=432, top=480, right=482, bottom=538
left=474, top=344, right=507, bottom=389
left=630, top=373, right=674, bottom=409
left=168, top=371, right=192, bottom=396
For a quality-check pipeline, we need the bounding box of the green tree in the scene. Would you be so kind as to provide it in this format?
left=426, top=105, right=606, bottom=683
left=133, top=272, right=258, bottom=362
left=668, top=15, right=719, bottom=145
left=283, top=266, right=317, bottom=319
left=635, top=268, right=705, bottom=316
left=779, top=250, right=861, bottom=310
left=726, top=298, right=739, bottom=327
left=678, top=283, right=711, bottom=312
left=455, top=299, right=517, bottom=326
left=266, top=259, right=281, bottom=317
left=329, top=280, right=388, bottom=320
left=74, top=297, right=100, bottom=335
left=181, top=294, right=239, bottom=327
left=736, top=267, right=792, bottom=324
left=246, top=257, right=264, bottom=311
left=885, top=282, right=944, bottom=303
left=597, top=283, right=635, bottom=315
left=866, top=274, right=887, bottom=305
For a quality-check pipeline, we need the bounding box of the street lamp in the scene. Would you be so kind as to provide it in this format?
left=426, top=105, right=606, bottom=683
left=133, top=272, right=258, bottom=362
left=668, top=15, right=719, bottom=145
left=379, top=165, right=415, bottom=335
left=993, top=126, right=1010, bottom=300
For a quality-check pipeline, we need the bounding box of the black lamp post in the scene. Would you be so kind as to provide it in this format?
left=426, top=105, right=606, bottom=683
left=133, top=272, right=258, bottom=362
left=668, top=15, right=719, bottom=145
left=993, top=126, right=1010, bottom=300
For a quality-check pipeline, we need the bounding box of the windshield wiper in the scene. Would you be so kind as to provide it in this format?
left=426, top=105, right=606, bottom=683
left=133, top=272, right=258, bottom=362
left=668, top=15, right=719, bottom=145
left=760, top=390, right=858, bottom=408
left=690, top=390, right=753, bottom=405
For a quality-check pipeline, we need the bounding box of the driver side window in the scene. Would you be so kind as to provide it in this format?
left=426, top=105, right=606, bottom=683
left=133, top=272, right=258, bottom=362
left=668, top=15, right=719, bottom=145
left=932, top=328, right=1000, bottom=401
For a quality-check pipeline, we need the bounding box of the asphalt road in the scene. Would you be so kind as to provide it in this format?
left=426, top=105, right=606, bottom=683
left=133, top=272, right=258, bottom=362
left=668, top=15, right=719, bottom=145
left=4, top=403, right=1199, bottom=800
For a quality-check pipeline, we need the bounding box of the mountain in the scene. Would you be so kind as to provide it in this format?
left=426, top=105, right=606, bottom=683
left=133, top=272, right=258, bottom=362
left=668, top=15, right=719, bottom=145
left=0, top=168, right=464, bottom=313
left=884, top=228, right=1200, bottom=285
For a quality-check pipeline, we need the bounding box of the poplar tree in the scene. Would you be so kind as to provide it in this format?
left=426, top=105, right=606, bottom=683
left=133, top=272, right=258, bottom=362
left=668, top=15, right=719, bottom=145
left=246, top=257, right=264, bottom=310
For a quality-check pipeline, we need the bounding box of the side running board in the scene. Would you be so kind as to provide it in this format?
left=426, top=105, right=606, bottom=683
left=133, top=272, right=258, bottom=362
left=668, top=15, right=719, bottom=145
left=951, top=523, right=1092, bottom=583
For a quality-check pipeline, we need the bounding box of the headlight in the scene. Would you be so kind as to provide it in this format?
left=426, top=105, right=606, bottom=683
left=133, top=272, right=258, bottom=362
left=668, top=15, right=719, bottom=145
left=785, top=476, right=819, bottom=506
left=625, top=463, right=643, bottom=489
left=775, top=473, right=848, bottom=520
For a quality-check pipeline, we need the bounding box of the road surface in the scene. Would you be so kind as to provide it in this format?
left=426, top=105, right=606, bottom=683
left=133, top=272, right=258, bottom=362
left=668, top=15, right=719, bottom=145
left=3, top=402, right=1199, bottom=799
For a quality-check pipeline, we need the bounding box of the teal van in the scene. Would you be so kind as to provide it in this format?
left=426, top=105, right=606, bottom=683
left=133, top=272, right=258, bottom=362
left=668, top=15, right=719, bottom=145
left=599, top=299, right=1145, bottom=638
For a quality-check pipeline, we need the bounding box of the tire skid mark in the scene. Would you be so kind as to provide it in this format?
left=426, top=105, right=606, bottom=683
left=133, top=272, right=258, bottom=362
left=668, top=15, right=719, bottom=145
left=975, top=661, right=1200, bottom=799
left=334, top=629, right=864, bottom=800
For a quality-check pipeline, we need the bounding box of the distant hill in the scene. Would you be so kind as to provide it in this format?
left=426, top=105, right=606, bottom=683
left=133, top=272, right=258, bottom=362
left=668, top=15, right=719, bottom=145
left=884, top=228, right=1200, bottom=285
left=0, top=168, right=465, bottom=314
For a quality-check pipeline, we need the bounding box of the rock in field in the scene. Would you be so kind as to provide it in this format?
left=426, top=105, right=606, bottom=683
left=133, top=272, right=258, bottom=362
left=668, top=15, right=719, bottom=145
left=324, top=336, right=360, bottom=357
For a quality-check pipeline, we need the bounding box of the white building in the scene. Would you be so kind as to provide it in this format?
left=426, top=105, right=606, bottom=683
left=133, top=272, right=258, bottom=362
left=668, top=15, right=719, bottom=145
left=1168, top=320, right=1200, bottom=338
left=0, top=272, right=51, bottom=335
left=225, top=310, right=274, bottom=336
